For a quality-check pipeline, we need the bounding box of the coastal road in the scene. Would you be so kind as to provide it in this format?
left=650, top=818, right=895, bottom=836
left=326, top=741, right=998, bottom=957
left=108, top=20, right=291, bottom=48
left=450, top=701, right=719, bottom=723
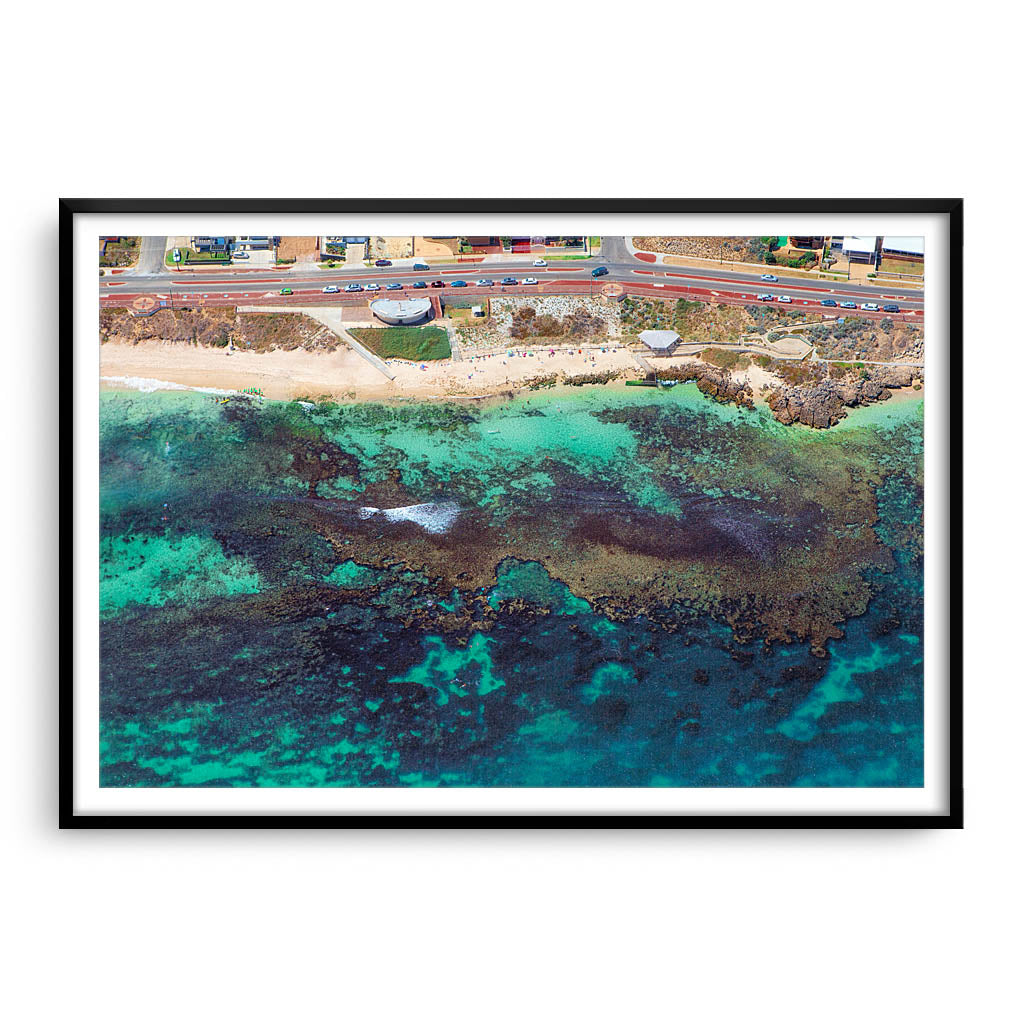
left=102, top=237, right=925, bottom=322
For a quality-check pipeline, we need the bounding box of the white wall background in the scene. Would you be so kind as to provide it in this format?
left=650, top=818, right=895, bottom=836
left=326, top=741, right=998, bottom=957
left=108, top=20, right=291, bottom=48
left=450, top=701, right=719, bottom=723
left=4, top=3, right=1019, bottom=1022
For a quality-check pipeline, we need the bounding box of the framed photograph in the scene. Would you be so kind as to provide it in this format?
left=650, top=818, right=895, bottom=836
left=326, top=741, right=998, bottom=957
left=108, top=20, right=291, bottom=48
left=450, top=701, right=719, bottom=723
left=64, top=198, right=962, bottom=826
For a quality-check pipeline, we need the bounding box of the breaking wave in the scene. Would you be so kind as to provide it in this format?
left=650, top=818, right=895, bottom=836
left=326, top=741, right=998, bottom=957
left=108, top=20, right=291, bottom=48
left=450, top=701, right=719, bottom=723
left=101, top=376, right=238, bottom=396
left=358, top=501, right=461, bottom=534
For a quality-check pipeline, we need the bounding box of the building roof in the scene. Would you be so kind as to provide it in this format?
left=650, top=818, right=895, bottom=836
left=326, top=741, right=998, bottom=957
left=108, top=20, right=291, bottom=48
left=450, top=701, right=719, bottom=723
left=881, top=235, right=925, bottom=256
left=639, top=329, right=680, bottom=350
left=841, top=236, right=878, bottom=254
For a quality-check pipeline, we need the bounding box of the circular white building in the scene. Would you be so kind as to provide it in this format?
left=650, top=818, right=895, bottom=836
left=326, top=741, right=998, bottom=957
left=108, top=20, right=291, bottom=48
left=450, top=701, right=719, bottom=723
left=370, top=298, right=431, bottom=325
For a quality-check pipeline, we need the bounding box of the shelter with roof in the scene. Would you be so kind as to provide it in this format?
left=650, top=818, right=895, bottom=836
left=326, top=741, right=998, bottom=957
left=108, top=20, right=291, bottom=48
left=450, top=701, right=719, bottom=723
left=639, top=329, right=680, bottom=355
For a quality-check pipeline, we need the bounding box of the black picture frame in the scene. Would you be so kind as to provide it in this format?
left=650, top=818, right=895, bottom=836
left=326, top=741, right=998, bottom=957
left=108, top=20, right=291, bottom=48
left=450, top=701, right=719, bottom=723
left=61, top=198, right=963, bottom=828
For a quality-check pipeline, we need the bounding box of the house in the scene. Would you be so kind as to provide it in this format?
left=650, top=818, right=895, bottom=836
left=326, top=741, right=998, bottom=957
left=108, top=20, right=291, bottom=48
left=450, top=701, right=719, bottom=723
left=233, top=236, right=275, bottom=251
left=838, top=236, right=879, bottom=263
left=789, top=235, right=826, bottom=250
left=190, top=236, right=232, bottom=254
left=639, top=329, right=680, bottom=354
left=880, top=236, right=925, bottom=261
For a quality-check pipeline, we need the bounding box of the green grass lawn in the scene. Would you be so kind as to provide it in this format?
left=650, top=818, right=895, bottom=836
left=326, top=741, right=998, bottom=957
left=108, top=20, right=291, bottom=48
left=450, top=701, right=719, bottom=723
left=349, top=326, right=451, bottom=361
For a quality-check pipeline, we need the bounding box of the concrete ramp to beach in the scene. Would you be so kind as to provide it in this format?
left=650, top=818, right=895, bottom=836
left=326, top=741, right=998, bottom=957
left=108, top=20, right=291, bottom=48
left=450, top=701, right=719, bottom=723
left=238, top=306, right=395, bottom=381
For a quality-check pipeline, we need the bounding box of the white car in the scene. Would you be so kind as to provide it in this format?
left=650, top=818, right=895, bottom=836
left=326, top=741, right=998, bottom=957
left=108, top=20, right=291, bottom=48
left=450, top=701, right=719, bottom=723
left=233, top=251, right=249, bottom=260
left=322, top=285, right=339, bottom=293
left=861, top=302, right=879, bottom=311
left=533, top=258, right=547, bottom=267
left=522, top=277, right=539, bottom=285
left=172, top=248, right=181, bottom=262
left=777, top=295, right=792, bottom=303
left=756, top=293, right=773, bottom=301
left=365, top=283, right=381, bottom=291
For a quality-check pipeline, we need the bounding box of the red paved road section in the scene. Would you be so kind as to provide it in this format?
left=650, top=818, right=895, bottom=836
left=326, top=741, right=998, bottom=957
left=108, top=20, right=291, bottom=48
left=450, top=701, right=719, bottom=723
left=100, top=280, right=923, bottom=326
left=634, top=252, right=657, bottom=262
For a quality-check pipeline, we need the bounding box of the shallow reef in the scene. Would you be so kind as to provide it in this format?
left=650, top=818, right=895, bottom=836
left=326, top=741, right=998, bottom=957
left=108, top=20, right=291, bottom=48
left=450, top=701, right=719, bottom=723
left=99, top=385, right=924, bottom=787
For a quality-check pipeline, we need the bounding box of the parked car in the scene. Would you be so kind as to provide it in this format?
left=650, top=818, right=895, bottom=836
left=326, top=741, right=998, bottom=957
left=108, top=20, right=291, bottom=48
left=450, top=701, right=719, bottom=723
left=777, top=295, right=792, bottom=303
left=374, top=259, right=392, bottom=267
left=430, top=280, right=446, bottom=288
left=839, top=300, right=857, bottom=309
left=861, top=302, right=879, bottom=311
left=172, top=248, right=181, bottom=262
left=413, top=263, right=430, bottom=271
left=386, top=282, right=402, bottom=290
left=591, top=266, right=609, bottom=277
left=412, top=281, right=427, bottom=288
left=365, top=283, right=380, bottom=291
left=756, top=293, right=773, bottom=301
left=760, top=273, right=778, bottom=282
left=475, top=279, right=494, bottom=287
left=521, top=277, right=539, bottom=285
left=233, top=251, right=249, bottom=260
left=821, top=298, right=838, bottom=307
left=533, top=258, right=547, bottom=267
left=344, top=283, right=363, bottom=292
left=322, top=285, right=340, bottom=293
left=501, top=277, right=518, bottom=285
left=279, top=288, right=293, bottom=295
left=882, top=303, right=900, bottom=312
left=450, top=280, right=467, bottom=287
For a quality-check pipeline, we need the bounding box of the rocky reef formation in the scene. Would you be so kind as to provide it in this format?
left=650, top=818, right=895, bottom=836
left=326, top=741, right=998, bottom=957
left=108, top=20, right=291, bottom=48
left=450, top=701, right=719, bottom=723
left=654, top=364, right=755, bottom=409
left=767, top=365, right=922, bottom=428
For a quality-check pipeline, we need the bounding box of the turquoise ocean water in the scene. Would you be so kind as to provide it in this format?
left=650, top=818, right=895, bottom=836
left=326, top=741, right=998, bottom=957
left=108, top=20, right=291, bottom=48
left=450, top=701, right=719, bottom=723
left=99, top=384, right=924, bottom=787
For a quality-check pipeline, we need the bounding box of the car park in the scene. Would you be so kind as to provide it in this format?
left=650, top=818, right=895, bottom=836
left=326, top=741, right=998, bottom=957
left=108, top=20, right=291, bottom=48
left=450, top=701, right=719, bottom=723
left=756, top=293, right=773, bottom=301
left=591, top=266, right=609, bottom=277
left=279, top=288, right=293, bottom=295
left=430, top=280, right=446, bottom=288
left=777, top=295, right=792, bottom=303
left=475, top=279, right=494, bottom=287
left=450, top=280, right=467, bottom=287
left=522, top=277, right=539, bottom=285
left=322, top=285, right=340, bottom=293
left=386, top=282, right=402, bottom=290
left=375, top=259, right=392, bottom=267
left=365, top=283, right=380, bottom=291
left=861, top=302, right=879, bottom=311
left=533, top=258, right=547, bottom=267
left=882, top=303, right=900, bottom=312
left=839, top=301, right=856, bottom=309
left=760, top=273, right=778, bottom=282
left=501, top=277, right=518, bottom=285
left=821, top=299, right=838, bottom=307
left=412, top=281, right=427, bottom=288
left=344, top=283, right=363, bottom=292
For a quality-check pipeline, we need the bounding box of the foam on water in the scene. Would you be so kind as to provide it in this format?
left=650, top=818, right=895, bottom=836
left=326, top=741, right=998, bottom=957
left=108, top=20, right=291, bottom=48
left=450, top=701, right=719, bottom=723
left=101, top=375, right=238, bottom=397
left=358, top=501, right=461, bottom=534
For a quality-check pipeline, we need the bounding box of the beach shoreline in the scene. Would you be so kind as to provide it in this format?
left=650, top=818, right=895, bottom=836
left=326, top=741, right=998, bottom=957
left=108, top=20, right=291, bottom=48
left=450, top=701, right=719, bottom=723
left=99, top=338, right=924, bottom=417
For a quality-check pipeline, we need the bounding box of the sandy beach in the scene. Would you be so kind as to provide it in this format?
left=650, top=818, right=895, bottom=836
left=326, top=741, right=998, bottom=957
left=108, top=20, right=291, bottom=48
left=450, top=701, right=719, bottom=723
left=101, top=338, right=670, bottom=402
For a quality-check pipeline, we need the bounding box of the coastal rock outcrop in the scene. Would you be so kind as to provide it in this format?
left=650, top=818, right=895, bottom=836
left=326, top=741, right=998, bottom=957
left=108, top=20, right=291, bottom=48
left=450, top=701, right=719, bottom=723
left=655, top=365, right=755, bottom=409
left=767, top=366, right=922, bottom=428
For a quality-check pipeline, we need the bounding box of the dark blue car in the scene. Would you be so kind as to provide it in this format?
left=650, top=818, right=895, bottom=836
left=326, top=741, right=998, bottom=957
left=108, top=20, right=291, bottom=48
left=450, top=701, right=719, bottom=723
left=412, top=281, right=427, bottom=289
left=501, top=277, right=518, bottom=285
left=450, top=280, right=467, bottom=287
left=591, top=266, right=609, bottom=278
left=821, top=299, right=838, bottom=307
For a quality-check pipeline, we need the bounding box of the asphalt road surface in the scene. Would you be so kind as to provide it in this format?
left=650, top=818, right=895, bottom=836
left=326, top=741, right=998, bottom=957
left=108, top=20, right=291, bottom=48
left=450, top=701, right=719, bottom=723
left=101, top=238, right=924, bottom=319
